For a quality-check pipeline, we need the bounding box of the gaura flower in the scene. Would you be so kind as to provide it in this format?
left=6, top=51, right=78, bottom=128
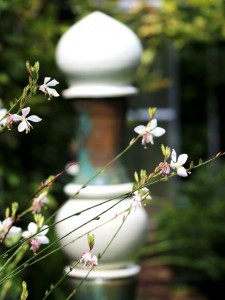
left=0, top=217, right=22, bottom=243
left=131, top=187, right=152, bottom=211
left=1, top=114, right=13, bottom=129
left=30, top=240, right=42, bottom=253
left=31, top=193, right=48, bottom=214
left=80, top=250, right=98, bottom=268
left=22, top=222, right=49, bottom=253
left=0, top=109, right=13, bottom=129
left=158, top=162, right=170, bottom=176
left=170, top=149, right=188, bottom=177
left=0, top=108, right=7, bottom=124
left=134, top=119, right=165, bottom=147
left=11, top=107, right=42, bottom=133
left=39, top=77, right=59, bottom=100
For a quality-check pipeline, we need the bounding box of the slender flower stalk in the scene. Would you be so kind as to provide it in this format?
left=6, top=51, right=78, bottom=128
left=0, top=83, right=224, bottom=300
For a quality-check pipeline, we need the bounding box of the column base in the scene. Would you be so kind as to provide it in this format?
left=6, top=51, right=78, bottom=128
left=66, top=264, right=140, bottom=300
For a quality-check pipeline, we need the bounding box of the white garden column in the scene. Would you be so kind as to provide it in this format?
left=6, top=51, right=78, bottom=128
left=55, top=11, right=148, bottom=300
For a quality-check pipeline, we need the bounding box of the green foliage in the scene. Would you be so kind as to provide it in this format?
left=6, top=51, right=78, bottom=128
left=0, top=0, right=75, bottom=211
left=125, top=0, right=225, bottom=46
left=0, top=2, right=76, bottom=299
left=155, top=162, right=225, bottom=298
left=1, top=0, right=225, bottom=299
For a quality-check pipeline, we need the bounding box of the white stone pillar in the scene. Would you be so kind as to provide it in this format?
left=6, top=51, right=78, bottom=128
left=55, top=11, right=148, bottom=299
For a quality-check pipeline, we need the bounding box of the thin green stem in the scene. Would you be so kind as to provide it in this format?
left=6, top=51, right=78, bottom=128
left=42, top=261, right=80, bottom=300
left=191, top=151, right=225, bottom=171
left=0, top=191, right=130, bottom=263
left=65, top=210, right=131, bottom=300
left=65, top=267, right=93, bottom=300
left=0, top=244, right=28, bottom=300
left=1, top=151, right=218, bottom=280
left=0, top=245, right=23, bottom=273
left=0, top=195, right=127, bottom=285
left=0, top=151, right=219, bottom=276
left=72, top=135, right=141, bottom=197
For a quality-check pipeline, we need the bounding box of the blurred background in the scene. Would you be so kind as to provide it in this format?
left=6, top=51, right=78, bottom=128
left=0, top=0, right=225, bottom=299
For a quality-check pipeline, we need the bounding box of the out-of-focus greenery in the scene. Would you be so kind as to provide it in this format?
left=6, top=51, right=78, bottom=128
left=155, top=162, right=225, bottom=299
left=119, top=0, right=225, bottom=160
left=0, top=0, right=75, bottom=207
left=0, top=0, right=225, bottom=299
left=0, top=1, right=76, bottom=298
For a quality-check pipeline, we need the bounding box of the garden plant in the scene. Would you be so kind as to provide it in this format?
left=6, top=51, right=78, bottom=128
left=0, top=61, right=223, bottom=299
left=1, top=1, right=225, bottom=299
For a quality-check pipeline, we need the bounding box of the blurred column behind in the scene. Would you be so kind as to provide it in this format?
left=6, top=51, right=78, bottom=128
left=55, top=11, right=149, bottom=300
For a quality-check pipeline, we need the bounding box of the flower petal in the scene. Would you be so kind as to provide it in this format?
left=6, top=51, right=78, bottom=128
left=22, top=231, right=31, bottom=239
left=39, top=85, right=46, bottom=93
left=134, top=125, right=145, bottom=135
left=18, top=121, right=27, bottom=132
left=145, top=133, right=153, bottom=144
left=152, top=127, right=166, bottom=137
left=46, top=87, right=59, bottom=97
left=0, top=108, right=7, bottom=119
left=81, top=251, right=92, bottom=262
left=3, top=218, right=12, bottom=227
left=171, top=149, right=177, bottom=163
left=177, top=154, right=188, bottom=165
left=28, top=222, right=38, bottom=235
left=27, top=115, right=42, bottom=122
left=11, top=114, right=22, bottom=121
left=9, top=226, right=22, bottom=235
left=91, top=255, right=98, bottom=266
left=44, top=77, right=51, bottom=85
left=47, top=79, right=59, bottom=87
left=38, top=225, right=49, bottom=236
left=36, top=235, right=49, bottom=244
left=150, top=119, right=157, bottom=130
left=22, top=107, right=30, bottom=117
left=177, top=167, right=188, bottom=177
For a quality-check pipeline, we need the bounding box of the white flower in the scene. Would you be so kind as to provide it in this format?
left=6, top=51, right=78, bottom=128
left=65, top=163, right=80, bottom=176
left=11, top=107, right=42, bottom=133
left=0, top=217, right=22, bottom=244
left=134, top=119, right=165, bottom=147
left=158, top=162, right=170, bottom=176
left=0, top=108, right=13, bottom=129
left=39, top=77, right=59, bottom=100
left=170, top=149, right=188, bottom=177
left=22, top=222, right=49, bottom=252
left=80, top=250, right=98, bottom=268
left=131, top=187, right=152, bottom=211
left=31, top=193, right=48, bottom=214
left=0, top=108, right=7, bottom=124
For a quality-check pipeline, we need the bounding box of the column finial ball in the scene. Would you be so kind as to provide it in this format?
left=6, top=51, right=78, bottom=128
left=56, top=11, right=143, bottom=98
